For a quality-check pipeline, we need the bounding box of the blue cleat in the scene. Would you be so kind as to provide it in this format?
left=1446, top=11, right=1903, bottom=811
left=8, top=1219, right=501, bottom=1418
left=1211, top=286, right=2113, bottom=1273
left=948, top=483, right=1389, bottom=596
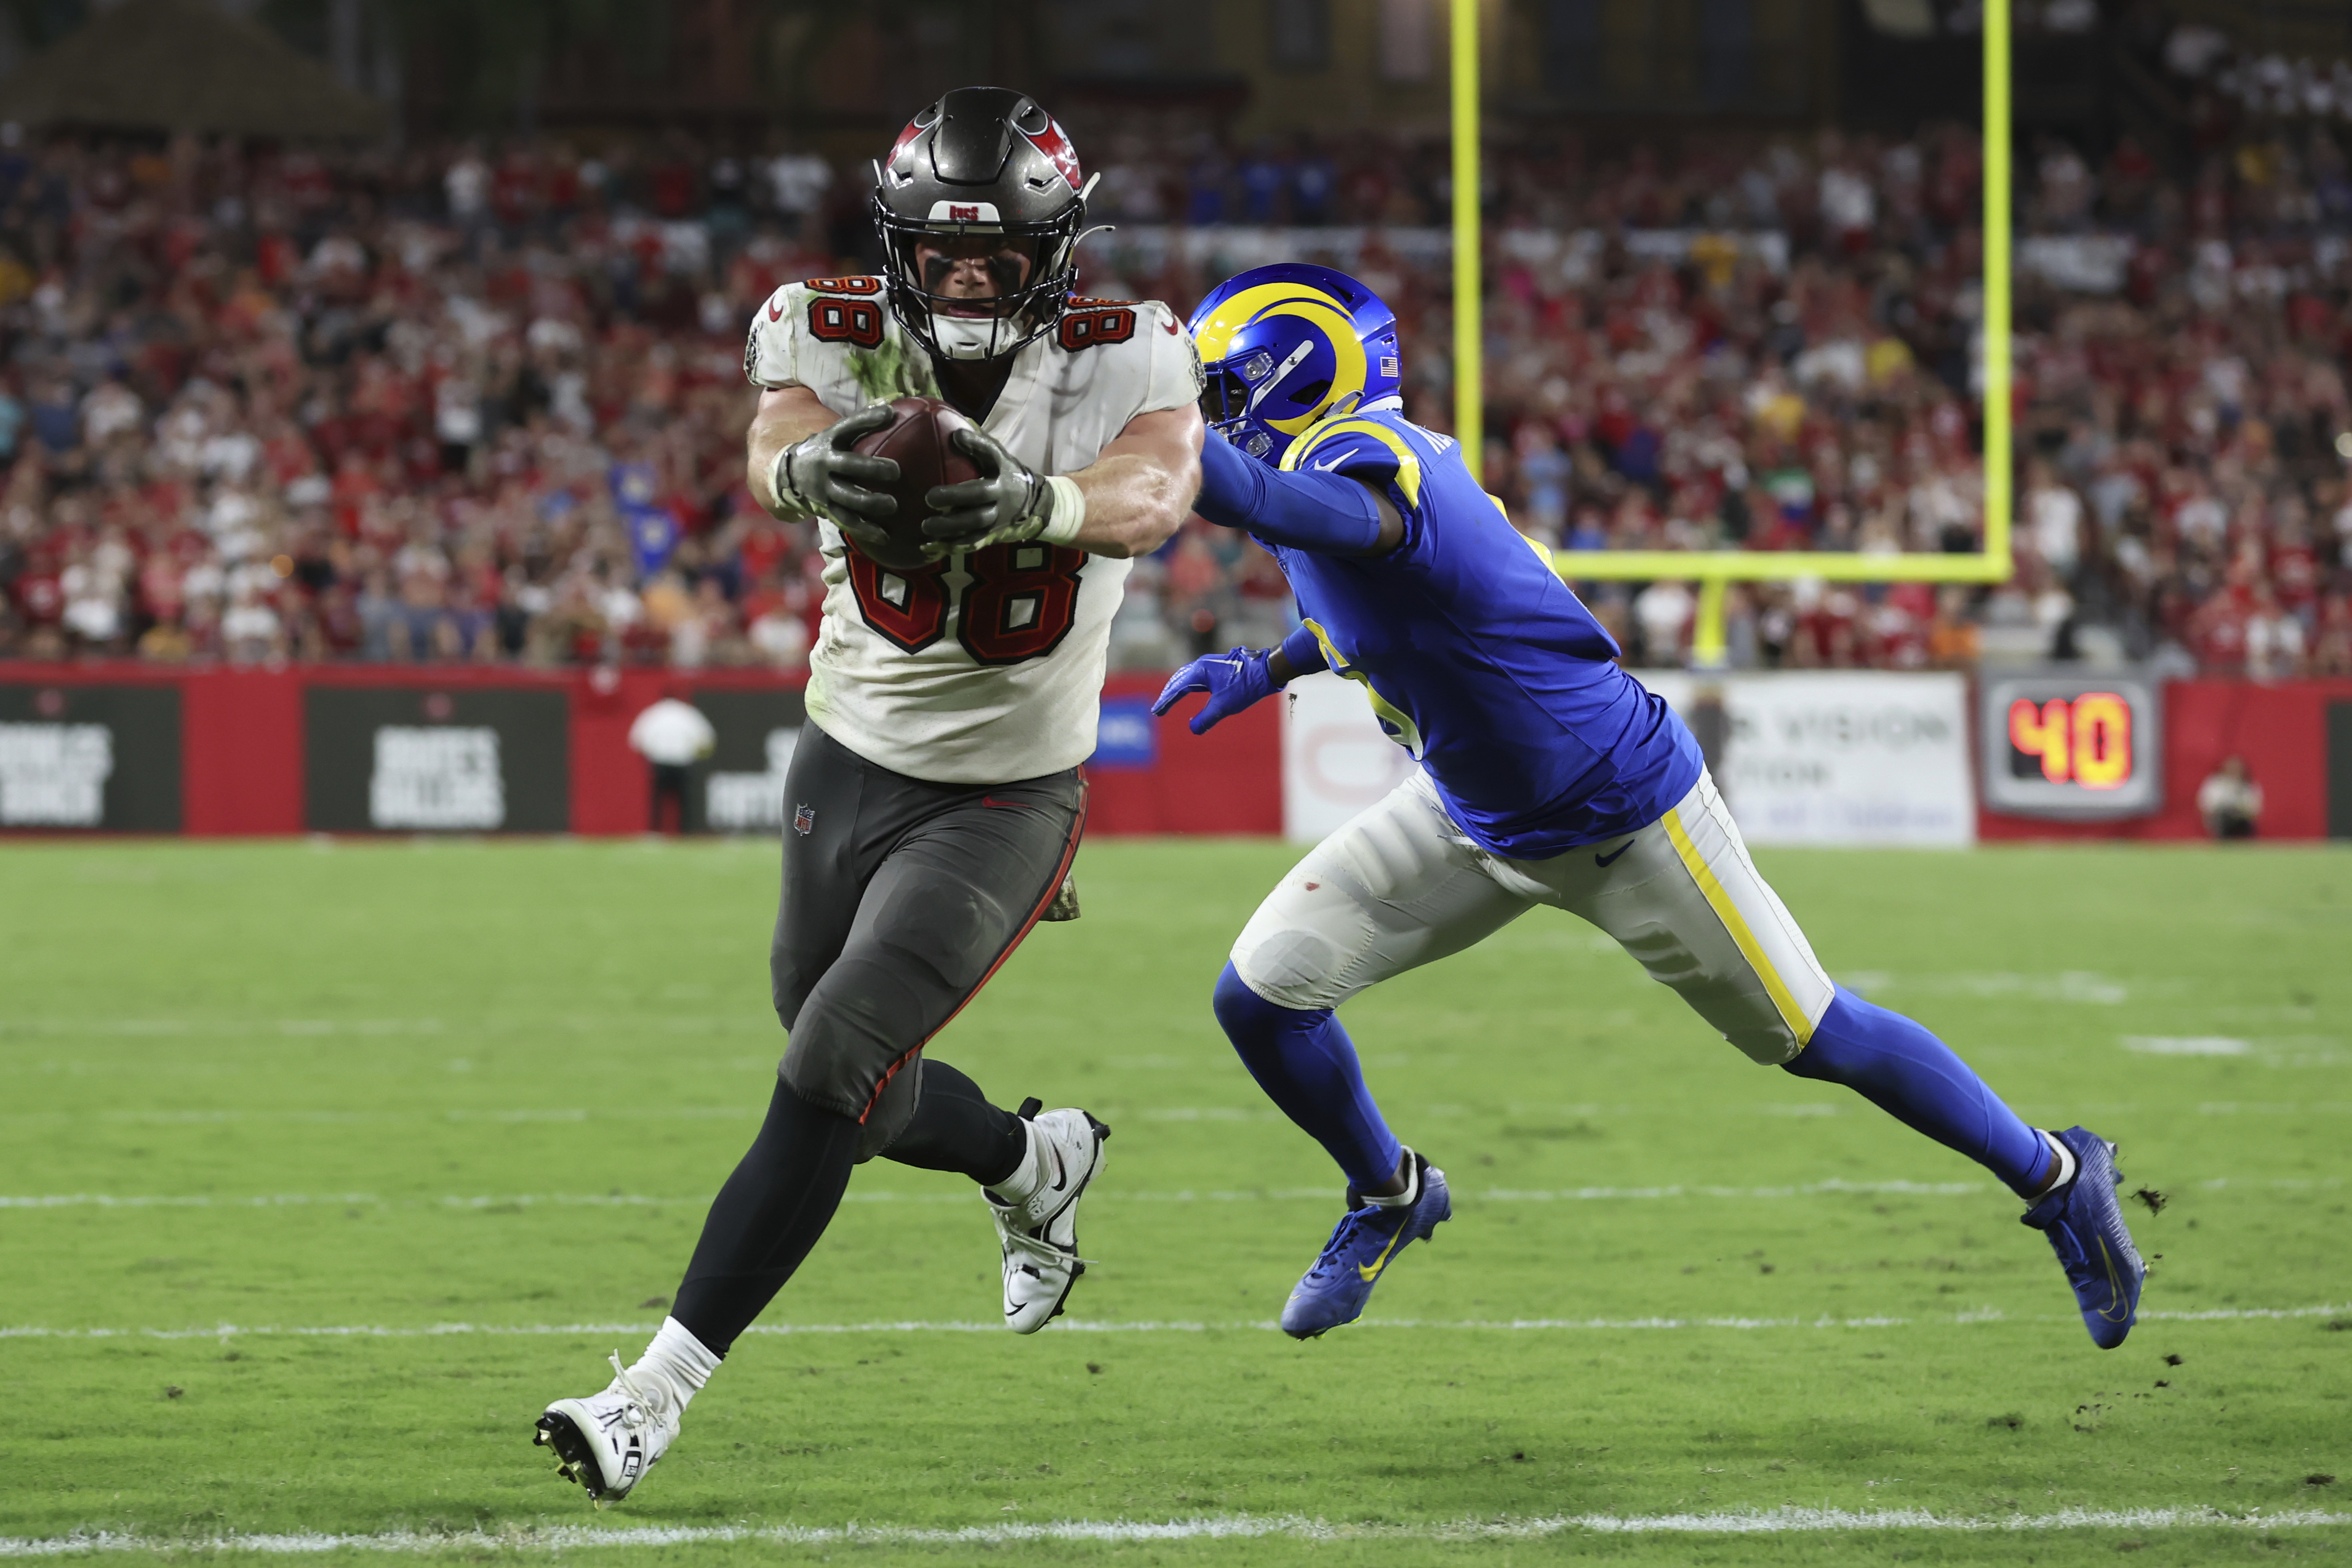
left=2021, top=1126, right=2145, bottom=1349
left=1280, top=1151, right=1451, bottom=1339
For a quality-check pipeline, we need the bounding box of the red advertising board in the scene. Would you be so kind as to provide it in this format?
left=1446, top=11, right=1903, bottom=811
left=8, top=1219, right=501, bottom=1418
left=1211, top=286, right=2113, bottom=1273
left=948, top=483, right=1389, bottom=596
left=0, top=663, right=1283, bottom=838
left=0, top=664, right=2341, bottom=843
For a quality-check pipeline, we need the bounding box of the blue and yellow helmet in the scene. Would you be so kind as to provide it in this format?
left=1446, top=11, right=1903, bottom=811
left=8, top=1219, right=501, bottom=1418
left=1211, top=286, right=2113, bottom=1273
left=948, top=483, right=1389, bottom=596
left=1186, top=262, right=1401, bottom=467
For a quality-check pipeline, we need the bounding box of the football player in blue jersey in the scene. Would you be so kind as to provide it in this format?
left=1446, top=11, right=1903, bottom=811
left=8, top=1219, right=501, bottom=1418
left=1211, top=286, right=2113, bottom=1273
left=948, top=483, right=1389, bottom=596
left=1153, top=262, right=2146, bottom=1346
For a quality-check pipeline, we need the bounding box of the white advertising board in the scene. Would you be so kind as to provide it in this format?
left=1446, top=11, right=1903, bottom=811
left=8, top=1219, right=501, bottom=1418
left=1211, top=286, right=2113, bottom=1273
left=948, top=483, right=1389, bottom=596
left=1280, top=669, right=1974, bottom=849
left=1639, top=671, right=1974, bottom=847
left=1282, top=671, right=1419, bottom=845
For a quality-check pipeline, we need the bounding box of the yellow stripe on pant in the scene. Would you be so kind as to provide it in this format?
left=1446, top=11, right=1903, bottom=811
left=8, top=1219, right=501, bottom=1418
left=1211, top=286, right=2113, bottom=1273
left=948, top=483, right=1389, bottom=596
left=1660, top=806, right=1814, bottom=1046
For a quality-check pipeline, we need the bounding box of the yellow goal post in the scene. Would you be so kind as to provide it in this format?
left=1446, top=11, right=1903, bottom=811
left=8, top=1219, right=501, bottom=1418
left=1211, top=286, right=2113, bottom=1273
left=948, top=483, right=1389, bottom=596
left=1449, top=0, right=2013, bottom=665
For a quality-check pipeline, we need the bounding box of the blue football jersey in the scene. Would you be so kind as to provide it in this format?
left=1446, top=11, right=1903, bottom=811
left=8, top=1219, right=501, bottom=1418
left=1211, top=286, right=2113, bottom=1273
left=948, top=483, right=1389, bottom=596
left=1264, top=410, right=1702, bottom=858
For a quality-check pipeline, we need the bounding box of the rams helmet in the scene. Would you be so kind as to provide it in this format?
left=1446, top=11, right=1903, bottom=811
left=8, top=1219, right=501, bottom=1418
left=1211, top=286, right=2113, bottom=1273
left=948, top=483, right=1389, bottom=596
left=1186, top=262, right=1402, bottom=466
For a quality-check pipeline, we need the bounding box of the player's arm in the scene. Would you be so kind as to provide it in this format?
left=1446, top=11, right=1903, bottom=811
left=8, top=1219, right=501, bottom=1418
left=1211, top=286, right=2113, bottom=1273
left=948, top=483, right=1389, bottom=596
left=1060, top=403, right=1204, bottom=559
left=743, top=384, right=898, bottom=541
left=1191, top=430, right=1406, bottom=556
left=922, top=403, right=1204, bottom=561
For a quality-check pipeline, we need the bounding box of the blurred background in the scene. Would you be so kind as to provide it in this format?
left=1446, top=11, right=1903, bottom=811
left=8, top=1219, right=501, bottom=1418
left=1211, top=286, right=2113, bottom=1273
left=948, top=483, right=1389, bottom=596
left=0, top=0, right=2342, bottom=844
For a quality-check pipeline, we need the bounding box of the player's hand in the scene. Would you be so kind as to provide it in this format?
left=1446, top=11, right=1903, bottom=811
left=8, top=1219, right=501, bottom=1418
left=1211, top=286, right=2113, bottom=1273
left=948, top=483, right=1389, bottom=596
left=922, top=427, right=1080, bottom=557
left=773, top=405, right=898, bottom=547
left=1151, top=645, right=1278, bottom=735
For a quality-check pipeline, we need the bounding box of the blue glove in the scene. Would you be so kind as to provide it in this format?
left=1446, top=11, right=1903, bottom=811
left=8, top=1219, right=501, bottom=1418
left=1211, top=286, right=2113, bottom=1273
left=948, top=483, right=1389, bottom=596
left=1152, top=645, right=1278, bottom=735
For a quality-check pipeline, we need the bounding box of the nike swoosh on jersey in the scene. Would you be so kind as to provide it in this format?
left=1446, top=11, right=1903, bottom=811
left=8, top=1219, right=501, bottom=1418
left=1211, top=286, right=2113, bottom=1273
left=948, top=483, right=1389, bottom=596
left=1310, top=451, right=1349, bottom=471
left=1594, top=839, right=1634, bottom=869
left=1161, top=316, right=1179, bottom=335
left=1356, top=1223, right=1406, bottom=1282
left=767, top=300, right=785, bottom=322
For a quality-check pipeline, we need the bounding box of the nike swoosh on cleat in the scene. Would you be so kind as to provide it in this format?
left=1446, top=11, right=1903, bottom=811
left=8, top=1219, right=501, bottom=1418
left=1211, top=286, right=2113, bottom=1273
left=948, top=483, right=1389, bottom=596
left=1050, top=1148, right=1067, bottom=1192
left=1356, top=1225, right=1406, bottom=1283
left=2094, top=1238, right=2131, bottom=1320
left=1594, top=840, right=1634, bottom=868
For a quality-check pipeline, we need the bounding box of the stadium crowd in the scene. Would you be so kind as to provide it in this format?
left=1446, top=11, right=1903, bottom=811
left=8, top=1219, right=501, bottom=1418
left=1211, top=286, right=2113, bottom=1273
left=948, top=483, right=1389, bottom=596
left=1, top=107, right=2349, bottom=677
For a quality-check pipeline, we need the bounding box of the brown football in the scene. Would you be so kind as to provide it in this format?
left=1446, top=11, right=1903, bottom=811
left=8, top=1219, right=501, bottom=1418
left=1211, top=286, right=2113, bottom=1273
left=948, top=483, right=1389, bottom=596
left=846, top=396, right=980, bottom=570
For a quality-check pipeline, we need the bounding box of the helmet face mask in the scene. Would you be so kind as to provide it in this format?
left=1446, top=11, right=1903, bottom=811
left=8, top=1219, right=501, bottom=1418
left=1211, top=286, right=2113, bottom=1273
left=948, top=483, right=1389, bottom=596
left=1185, top=263, right=1403, bottom=466
left=870, top=87, right=1090, bottom=363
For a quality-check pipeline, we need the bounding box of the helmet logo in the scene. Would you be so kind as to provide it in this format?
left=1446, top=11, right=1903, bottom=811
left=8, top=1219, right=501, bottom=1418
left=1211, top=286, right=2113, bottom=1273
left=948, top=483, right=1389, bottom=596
left=887, top=118, right=926, bottom=168
left=1019, top=119, right=1083, bottom=192
left=926, top=199, right=1000, bottom=224
left=949, top=204, right=979, bottom=221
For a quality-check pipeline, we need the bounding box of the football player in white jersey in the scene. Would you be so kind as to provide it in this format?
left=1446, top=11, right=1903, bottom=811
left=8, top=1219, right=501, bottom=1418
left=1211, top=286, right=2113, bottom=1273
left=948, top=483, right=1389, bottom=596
left=533, top=88, right=1204, bottom=1505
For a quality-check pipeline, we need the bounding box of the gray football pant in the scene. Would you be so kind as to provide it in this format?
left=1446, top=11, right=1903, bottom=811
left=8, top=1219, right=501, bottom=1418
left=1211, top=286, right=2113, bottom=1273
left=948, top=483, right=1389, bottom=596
left=771, top=722, right=1084, bottom=1159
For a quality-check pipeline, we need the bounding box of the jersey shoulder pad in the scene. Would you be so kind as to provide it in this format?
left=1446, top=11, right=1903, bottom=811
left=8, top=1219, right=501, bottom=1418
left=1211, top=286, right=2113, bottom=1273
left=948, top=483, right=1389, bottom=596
left=1051, top=297, right=1202, bottom=416
left=749, top=279, right=931, bottom=403
left=1280, top=412, right=1430, bottom=511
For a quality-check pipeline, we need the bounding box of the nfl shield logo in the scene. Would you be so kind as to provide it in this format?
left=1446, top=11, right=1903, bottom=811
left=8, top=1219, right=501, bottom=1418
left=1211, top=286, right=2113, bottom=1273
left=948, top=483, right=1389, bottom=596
left=793, top=803, right=816, bottom=836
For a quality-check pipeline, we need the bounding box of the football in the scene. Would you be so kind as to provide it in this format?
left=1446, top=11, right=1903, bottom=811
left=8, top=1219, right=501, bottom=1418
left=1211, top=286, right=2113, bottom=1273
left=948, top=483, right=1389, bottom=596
left=847, top=396, right=980, bottom=570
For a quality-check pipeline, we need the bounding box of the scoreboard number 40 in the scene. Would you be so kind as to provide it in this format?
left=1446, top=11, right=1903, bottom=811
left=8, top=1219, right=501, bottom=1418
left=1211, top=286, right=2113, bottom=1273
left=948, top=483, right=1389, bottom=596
left=2007, top=692, right=2132, bottom=790
left=1979, top=677, right=2162, bottom=819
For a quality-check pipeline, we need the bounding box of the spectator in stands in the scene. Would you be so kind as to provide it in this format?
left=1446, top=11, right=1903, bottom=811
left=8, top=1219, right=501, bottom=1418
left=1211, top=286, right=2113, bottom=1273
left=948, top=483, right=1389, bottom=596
left=0, top=114, right=2343, bottom=678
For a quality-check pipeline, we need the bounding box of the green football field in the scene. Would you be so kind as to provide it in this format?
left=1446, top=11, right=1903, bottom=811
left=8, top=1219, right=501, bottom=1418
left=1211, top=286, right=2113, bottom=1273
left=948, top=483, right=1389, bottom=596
left=1, top=836, right=2346, bottom=1565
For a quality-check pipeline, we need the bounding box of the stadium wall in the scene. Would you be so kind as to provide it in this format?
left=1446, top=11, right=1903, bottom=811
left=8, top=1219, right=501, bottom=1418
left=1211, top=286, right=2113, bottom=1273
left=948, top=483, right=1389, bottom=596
left=0, top=664, right=1283, bottom=839
left=1975, top=678, right=2352, bottom=843
left=0, top=664, right=2342, bottom=843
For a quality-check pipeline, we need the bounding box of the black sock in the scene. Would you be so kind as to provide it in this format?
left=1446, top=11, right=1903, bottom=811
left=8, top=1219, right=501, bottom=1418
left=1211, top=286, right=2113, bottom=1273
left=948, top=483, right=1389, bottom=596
left=877, top=1057, right=1028, bottom=1187
left=670, top=1079, right=860, bottom=1357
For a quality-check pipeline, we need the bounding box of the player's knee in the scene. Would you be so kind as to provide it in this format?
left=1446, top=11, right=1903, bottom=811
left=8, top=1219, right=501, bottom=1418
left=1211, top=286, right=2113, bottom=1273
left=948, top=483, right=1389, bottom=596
left=1213, top=961, right=1325, bottom=1058
left=1212, top=961, right=1268, bottom=1035
left=770, top=950, right=812, bottom=1031
left=869, top=875, right=999, bottom=991
left=1227, top=924, right=1352, bottom=1012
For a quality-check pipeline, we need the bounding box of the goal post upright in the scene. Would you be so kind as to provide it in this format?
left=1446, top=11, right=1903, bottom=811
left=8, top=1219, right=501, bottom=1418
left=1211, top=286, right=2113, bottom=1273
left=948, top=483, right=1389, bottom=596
left=1452, top=0, right=1483, bottom=482
left=1439, top=0, right=2017, bottom=659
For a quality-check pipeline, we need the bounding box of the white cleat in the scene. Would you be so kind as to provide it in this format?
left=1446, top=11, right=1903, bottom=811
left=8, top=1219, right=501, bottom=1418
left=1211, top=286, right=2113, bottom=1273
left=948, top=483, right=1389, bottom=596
left=992, top=1100, right=1109, bottom=1333
left=534, top=1353, right=681, bottom=1507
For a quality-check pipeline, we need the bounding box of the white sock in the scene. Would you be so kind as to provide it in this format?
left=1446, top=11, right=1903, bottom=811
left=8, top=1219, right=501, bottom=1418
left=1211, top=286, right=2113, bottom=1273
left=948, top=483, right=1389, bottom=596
left=2028, top=1130, right=2077, bottom=1200
left=1362, top=1150, right=1421, bottom=1210
left=987, top=1119, right=1047, bottom=1205
left=632, top=1316, right=720, bottom=1412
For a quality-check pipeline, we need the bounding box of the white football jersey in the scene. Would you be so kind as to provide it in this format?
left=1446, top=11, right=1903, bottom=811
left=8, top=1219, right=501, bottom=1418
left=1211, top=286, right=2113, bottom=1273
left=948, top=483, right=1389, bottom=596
left=746, top=277, right=1201, bottom=785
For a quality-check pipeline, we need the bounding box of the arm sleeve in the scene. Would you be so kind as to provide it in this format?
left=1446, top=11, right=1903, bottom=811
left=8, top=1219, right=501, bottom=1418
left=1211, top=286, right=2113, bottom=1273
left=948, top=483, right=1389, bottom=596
left=1194, top=431, right=1386, bottom=554
left=1276, top=623, right=1328, bottom=679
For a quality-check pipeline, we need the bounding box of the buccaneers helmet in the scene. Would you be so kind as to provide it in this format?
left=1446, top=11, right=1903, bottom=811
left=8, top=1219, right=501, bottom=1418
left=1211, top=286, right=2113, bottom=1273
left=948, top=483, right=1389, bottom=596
left=871, top=87, right=1096, bottom=361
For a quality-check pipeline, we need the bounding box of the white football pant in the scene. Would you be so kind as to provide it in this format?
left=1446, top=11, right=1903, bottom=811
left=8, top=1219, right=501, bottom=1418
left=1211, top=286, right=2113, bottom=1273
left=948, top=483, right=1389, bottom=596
left=1230, top=769, right=1835, bottom=1065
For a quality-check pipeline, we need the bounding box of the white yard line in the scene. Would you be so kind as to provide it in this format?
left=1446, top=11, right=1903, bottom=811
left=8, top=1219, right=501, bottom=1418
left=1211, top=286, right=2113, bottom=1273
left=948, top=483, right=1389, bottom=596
left=1, top=1175, right=2336, bottom=1211
left=4, top=1303, right=2344, bottom=1341
left=3, top=1507, right=2346, bottom=1556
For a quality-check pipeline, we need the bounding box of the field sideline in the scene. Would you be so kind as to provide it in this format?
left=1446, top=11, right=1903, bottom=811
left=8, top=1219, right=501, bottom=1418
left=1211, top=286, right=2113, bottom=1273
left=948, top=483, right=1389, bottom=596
left=1, top=837, right=2345, bottom=1565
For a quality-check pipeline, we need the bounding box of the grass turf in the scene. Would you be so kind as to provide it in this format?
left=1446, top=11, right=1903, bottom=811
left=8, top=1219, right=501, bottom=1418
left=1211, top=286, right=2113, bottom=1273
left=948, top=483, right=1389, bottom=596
left=0, top=836, right=2346, bottom=1564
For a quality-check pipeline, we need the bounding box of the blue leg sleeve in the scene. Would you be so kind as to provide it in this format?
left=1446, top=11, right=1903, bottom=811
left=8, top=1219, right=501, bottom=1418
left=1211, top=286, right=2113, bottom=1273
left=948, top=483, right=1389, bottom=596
left=1785, top=984, right=2051, bottom=1196
left=1212, top=962, right=1404, bottom=1191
